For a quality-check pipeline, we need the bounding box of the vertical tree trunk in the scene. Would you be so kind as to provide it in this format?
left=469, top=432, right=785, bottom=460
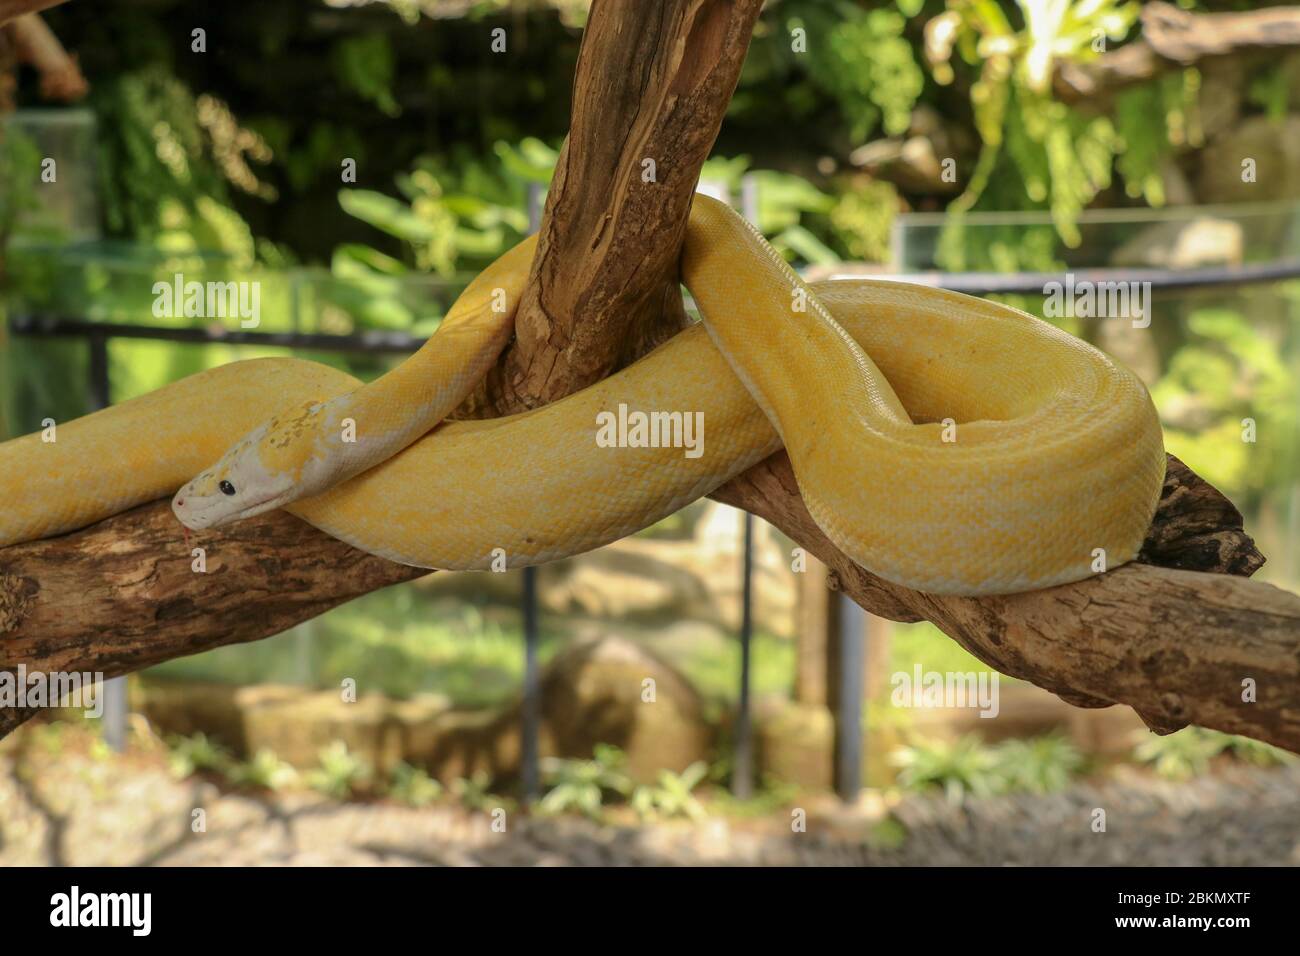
left=461, top=0, right=765, bottom=416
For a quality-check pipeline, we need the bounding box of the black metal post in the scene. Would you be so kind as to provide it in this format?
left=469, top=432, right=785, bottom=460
left=87, top=332, right=110, bottom=409
left=520, top=565, right=541, bottom=804
left=87, top=333, right=128, bottom=752
left=834, top=592, right=866, bottom=802
left=519, top=182, right=544, bottom=805
left=730, top=174, right=760, bottom=800
left=733, top=511, right=755, bottom=798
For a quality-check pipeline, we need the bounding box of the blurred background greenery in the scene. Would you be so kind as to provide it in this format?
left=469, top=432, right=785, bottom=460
left=1, top=0, right=1298, bottom=823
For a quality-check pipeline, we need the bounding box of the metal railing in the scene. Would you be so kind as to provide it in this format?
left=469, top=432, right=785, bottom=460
left=831, top=258, right=1300, bottom=293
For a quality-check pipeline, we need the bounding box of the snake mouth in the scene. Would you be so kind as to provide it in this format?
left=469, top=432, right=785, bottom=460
left=172, top=499, right=225, bottom=531
left=174, top=509, right=215, bottom=532
left=171, top=489, right=290, bottom=531
left=220, top=492, right=295, bottom=525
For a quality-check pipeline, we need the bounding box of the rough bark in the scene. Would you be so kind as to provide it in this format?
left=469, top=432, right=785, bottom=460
left=5, top=12, right=86, bottom=101
left=714, top=454, right=1300, bottom=752
left=3, top=0, right=1299, bottom=754
left=1055, top=1, right=1300, bottom=103
left=4, top=450, right=1294, bottom=749
left=460, top=0, right=763, bottom=416
left=0, top=0, right=64, bottom=28
left=0, top=503, right=425, bottom=683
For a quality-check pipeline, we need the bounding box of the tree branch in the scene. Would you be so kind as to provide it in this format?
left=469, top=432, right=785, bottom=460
left=461, top=0, right=764, bottom=416
left=3, top=450, right=1293, bottom=748
left=5, top=12, right=87, bottom=101
left=713, top=454, right=1299, bottom=751
left=0, top=0, right=65, bottom=28
left=1055, top=1, right=1300, bottom=104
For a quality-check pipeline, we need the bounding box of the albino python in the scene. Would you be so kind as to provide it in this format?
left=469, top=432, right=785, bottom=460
left=0, top=195, right=1166, bottom=596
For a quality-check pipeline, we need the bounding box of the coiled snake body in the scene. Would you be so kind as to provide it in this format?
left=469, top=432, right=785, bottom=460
left=0, top=196, right=1166, bottom=595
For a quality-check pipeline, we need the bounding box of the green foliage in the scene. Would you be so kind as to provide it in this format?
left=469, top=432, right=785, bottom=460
left=1135, top=728, right=1297, bottom=780
left=740, top=0, right=924, bottom=144
left=339, top=139, right=848, bottom=283
left=225, top=748, right=300, bottom=792
left=809, top=4, right=924, bottom=141
left=887, top=620, right=997, bottom=680
left=699, top=156, right=841, bottom=265
left=387, top=761, right=444, bottom=807
left=891, top=732, right=1086, bottom=801
left=934, top=217, right=1066, bottom=277
left=828, top=178, right=898, bottom=264
left=0, top=127, right=45, bottom=240
left=1113, top=76, right=1180, bottom=207
left=339, top=188, right=454, bottom=273
left=450, top=769, right=512, bottom=812
left=92, top=66, right=266, bottom=262
left=338, top=139, right=548, bottom=277
left=1218, top=733, right=1298, bottom=769
left=1246, top=63, right=1290, bottom=122
left=929, top=0, right=1138, bottom=256
left=305, top=741, right=373, bottom=798
left=265, top=120, right=368, bottom=196
left=422, top=0, right=590, bottom=26
left=891, top=734, right=1005, bottom=802
left=994, top=734, right=1086, bottom=794
left=706, top=775, right=800, bottom=819
left=0, top=127, right=50, bottom=440
left=1133, top=728, right=1228, bottom=781
left=537, top=743, right=632, bottom=819
left=333, top=34, right=401, bottom=117
left=166, top=731, right=233, bottom=779
left=1150, top=307, right=1298, bottom=505
left=630, top=761, right=709, bottom=821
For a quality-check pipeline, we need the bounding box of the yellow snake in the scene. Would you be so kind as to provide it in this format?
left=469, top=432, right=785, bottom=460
left=0, top=195, right=1166, bottom=596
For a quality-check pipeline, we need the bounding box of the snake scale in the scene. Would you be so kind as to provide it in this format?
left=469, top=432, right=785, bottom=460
left=0, top=195, right=1166, bottom=596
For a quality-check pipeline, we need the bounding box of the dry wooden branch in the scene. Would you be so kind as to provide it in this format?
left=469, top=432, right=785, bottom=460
left=0, top=500, right=426, bottom=741
left=5, top=12, right=87, bottom=101
left=461, top=0, right=764, bottom=416
left=0, top=0, right=64, bottom=28
left=1055, top=1, right=1300, bottom=103
left=714, top=454, right=1300, bottom=751
left=3, top=450, right=1294, bottom=748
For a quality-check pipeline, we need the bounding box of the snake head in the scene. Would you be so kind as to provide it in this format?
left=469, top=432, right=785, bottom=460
left=172, top=400, right=332, bottom=530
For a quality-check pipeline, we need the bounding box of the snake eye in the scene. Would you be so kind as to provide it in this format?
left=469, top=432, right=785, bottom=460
left=219, top=480, right=236, bottom=496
